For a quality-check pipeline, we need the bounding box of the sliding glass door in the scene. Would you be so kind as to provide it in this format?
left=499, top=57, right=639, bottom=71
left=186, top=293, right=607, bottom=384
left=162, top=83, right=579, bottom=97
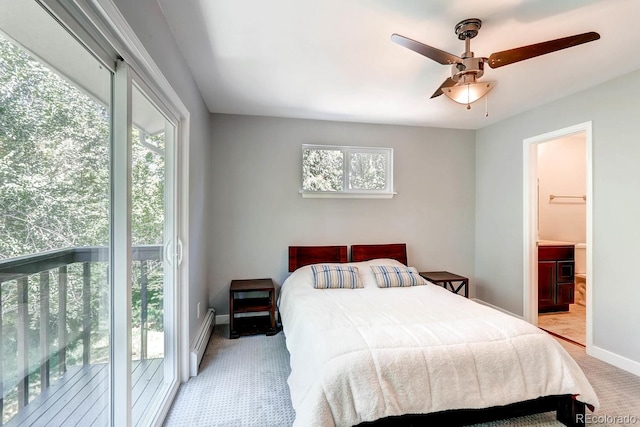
left=0, top=1, right=112, bottom=425
left=129, top=82, right=177, bottom=426
left=0, top=1, right=181, bottom=425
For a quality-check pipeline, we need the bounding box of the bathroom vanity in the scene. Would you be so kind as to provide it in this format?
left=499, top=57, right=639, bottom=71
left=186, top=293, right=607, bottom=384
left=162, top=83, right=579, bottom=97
left=538, top=241, right=575, bottom=313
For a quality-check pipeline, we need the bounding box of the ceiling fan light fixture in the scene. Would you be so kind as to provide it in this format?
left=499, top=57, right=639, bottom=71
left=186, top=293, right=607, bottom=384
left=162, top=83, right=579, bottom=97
left=393, top=18, right=599, bottom=114
left=443, top=81, right=495, bottom=108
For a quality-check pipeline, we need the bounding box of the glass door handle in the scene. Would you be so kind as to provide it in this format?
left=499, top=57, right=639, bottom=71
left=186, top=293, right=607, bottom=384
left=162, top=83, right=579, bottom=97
left=164, top=238, right=183, bottom=266
left=176, top=238, right=183, bottom=266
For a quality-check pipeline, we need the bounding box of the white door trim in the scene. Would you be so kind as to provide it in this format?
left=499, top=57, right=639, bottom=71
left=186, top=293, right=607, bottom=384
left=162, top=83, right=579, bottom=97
left=522, top=122, right=593, bottom=350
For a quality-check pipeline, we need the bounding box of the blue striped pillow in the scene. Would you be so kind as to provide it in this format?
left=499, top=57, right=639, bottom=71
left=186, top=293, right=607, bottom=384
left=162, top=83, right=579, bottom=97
left=370, top=265, right=428, bottom=288
left=311, top=265, right=363, bottom=289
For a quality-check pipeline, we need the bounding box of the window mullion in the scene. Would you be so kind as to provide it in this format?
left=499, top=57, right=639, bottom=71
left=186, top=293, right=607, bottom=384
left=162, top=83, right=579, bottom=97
left=343, top=148, right=349, bottom=192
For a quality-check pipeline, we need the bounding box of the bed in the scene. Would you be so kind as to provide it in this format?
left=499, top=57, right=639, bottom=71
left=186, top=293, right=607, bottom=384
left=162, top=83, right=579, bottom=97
left=279, top=244, right=598, bottom=427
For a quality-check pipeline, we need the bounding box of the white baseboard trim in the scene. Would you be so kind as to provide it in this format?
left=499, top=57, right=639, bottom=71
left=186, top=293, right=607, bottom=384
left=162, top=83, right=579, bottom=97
left=588, top=345, right=640, bottom=377
left=216, top=314, right=230, bottom=325
left=471, top=298, right=524, bottom=320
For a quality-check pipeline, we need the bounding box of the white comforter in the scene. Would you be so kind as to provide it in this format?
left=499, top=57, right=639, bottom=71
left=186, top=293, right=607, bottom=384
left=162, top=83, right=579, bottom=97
left=279, top=259, right=599, bottom=427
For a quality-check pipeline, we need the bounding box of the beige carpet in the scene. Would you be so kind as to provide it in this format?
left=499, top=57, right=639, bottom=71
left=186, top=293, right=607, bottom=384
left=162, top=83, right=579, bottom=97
left=164, top=325, right=640, bottom=427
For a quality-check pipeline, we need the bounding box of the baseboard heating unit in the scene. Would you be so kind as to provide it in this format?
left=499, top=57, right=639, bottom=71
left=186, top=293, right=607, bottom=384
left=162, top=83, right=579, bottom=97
left=190, top=308, right=216, bottom=376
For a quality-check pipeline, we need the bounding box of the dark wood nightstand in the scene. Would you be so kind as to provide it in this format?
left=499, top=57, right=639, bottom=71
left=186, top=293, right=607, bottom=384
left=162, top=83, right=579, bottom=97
left=229, top=278, right=278, bottom=339
left=419, top=271, right=469, bottom=298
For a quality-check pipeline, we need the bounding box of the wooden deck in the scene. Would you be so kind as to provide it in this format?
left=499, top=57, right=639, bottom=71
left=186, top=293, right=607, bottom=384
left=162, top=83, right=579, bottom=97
left=6, top=358, right=164, bottom=427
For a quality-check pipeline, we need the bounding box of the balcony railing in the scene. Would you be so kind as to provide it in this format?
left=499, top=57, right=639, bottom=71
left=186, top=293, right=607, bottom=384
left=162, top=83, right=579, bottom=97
left=0, top=245, right=162, bottom=425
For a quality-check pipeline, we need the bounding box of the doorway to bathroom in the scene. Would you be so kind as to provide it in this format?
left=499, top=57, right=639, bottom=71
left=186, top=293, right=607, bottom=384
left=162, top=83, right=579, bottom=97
left=523, top=122, right=593, bottom=349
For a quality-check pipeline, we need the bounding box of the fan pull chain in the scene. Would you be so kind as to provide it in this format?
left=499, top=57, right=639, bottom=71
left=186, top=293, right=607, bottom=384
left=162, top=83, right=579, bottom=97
left=485, top=93, right=489, bottom=117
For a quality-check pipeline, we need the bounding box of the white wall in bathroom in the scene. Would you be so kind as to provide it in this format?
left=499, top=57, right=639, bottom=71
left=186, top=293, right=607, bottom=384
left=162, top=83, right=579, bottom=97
left=537, top=134, right=586, bottom=243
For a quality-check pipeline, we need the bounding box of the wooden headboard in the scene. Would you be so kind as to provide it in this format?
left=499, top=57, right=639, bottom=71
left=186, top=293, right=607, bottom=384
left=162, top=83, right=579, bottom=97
left=351, top=243, right=408, bottom=265
left=288, top=246, right=348, bottom=272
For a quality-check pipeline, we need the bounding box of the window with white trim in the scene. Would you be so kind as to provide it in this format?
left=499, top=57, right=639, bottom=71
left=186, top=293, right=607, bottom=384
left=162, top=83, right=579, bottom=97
left=301, top=145, right=394, bottom=198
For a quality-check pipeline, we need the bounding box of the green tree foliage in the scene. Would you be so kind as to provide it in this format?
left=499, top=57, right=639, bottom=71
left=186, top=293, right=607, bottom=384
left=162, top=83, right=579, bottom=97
left=0, top=36, right=110, bottom=257
left=302, top=148, right=343, bottom=191
left=132, top=132, right=165, bottom=246
left=349, top=152, right=386, bottom=190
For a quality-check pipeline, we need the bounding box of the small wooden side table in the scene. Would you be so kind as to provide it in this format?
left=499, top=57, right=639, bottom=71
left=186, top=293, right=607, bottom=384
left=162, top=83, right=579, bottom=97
left=419, top=271, right=469, bottom=298
left=229, top=278, right=277, bottom=339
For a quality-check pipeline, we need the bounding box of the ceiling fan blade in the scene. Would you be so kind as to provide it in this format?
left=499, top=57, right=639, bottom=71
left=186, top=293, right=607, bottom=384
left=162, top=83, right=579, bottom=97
left=391, top=34, right=462, bottom=65
left=488, top=31, right=600, bottom=69
left=430, top=78, right=457, bottom=98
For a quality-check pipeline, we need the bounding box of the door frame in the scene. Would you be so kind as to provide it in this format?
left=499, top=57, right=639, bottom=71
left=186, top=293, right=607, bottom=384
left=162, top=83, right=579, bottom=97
left=522, top=122, right=593, bottom=349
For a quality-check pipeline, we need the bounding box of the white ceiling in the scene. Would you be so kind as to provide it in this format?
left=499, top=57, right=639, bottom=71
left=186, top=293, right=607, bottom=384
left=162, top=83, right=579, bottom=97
left=158, top=0, right=640, bottom=130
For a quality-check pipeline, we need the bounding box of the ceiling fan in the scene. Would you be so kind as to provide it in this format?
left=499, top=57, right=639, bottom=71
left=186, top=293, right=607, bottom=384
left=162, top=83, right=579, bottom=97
left=391, top=19, right=600, bottom=109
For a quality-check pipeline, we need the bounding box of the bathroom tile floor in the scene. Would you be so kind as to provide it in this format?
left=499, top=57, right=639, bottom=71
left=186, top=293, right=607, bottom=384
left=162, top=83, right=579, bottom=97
left=538, top=303, right=586, bottom=346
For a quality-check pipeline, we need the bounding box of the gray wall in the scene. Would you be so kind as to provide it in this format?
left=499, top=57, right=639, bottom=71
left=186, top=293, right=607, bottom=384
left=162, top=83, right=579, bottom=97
left=475, top=69, right=640, bottom=366
left=113, top=0, right=212, bottom=344
left=112, top=0, right=640, bottom=374
left=210, top=114, right=476, bottom=314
